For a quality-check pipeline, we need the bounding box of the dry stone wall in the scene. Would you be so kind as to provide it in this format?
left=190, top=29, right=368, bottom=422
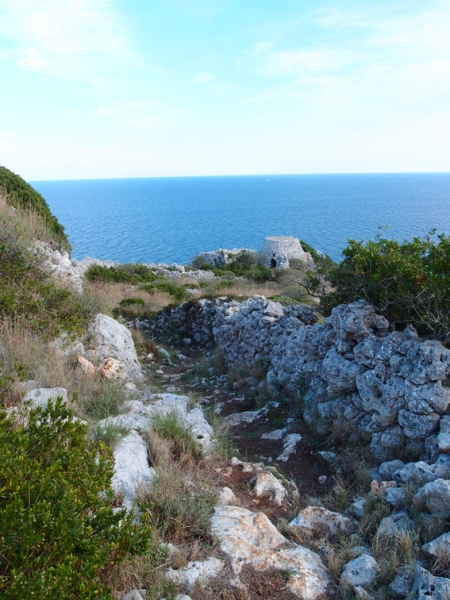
left=139, top=298, right=450, bottom=461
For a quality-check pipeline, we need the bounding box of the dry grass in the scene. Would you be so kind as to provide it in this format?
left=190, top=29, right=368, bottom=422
left=0, top=319, right=127, bottom=420
left=0, top=193, right=56, bottom=246
left=84, top=281, right=173, bottom=315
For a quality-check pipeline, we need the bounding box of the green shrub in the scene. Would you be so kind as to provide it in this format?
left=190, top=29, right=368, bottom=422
left=0, top=399, right=153, bottom=599
left=142, top=282, right=187, bottom=302
left=0, top=166, right=69, bottom=249
left=0, top=220, right=92, bottom=336
left=85, top=264, right=157, bottom=285
left=323, top=232, right=450, bottom=341
left=119, top=297, right=146, bottom=307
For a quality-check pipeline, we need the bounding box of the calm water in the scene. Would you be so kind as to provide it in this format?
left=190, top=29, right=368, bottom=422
left=31, top=173, right=450, bottom=264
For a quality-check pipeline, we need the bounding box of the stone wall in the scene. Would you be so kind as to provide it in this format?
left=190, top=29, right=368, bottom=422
left=259, top=236, right=313, bottom=269
left=139, top=297, right=450, bottom=462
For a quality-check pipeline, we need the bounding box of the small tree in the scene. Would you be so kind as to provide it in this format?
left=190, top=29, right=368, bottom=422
left=0, top=399, right=153, bottom=599
left=322, top=232, right=450, bottom=341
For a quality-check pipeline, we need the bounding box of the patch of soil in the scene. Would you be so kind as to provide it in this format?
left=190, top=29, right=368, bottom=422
left=190, top=566, right=299, bottom=600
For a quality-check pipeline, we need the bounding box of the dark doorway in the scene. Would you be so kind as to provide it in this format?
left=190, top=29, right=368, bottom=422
left=270, top=257, right=276, bottom=268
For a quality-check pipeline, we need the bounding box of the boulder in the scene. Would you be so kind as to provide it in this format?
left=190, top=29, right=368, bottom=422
left=111, top=430, right=155, bottom=511
left=411, top=566, right=450, bottom=599
left=211, top=505, right=330, bottom=598
left=288, top=506, right=351, bottom=536
left=23, top=387, right=68, bottom=410
left=166, top=558, right=224, bottom=590
left=422, top=532, right=450, bottom=560
left=340, top=555, right=380, bottom=590
left=252, top=471, right=287, bottom=505
left=414, top=479, right=450, bottom=518
left=87, top=314, right=142, bottom=380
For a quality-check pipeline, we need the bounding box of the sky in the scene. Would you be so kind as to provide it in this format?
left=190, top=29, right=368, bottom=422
left=0, top=0, right=449, bottom=180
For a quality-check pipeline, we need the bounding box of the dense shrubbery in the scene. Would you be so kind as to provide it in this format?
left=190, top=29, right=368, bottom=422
left=199, top=251, right=273, bottom=283
left=0, top=166, right=69, bottom=249
left=323, top=232, right=450, bottom=341
left=0, top=400, right=154, bottom=599
left=85, top=264, right=157, bottom=284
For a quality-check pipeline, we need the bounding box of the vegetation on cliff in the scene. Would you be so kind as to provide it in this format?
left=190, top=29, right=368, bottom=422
left=322, top=232, right=450, bottom=342
left=0, top=166, right=69, bottom=250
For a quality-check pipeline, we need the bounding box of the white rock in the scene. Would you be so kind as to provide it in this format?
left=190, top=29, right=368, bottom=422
left=120, top=591, right=146, bottom=600
left=376, top=512, right=412, bottom=538
left=88, top=314, right=142, bottom=380
left=211, top=505, right=330, bottom=599
left=422, top=532, right=450, bottom=560
left=111, top=430, right=155, bottom=511
left=340, top=555, right=380, bottom=590
left=415, top=479, right=450, bottom=518
left=223, top=407, right=267, bottom=427
left=149, top=393, right=215, bottom=451
left=261, top=428, right=287, bottom=440
left=217, top=487, right=237, bottom=506
left=411, top=565, right=450, bottom=599
left=252, top=471, right=287, bottom=505
left=276, top=433, right=302, bottom=462
left=23, top=387, right=68, bottom=410
left=437, top=432, right=450, bottom=453
left=383, top=487, right=406, bottom=507
left=36, top=241, right=83, bottom=294
left=166, top=558, right=224, bottom=589
left=289, top=506, right=351, bottom=536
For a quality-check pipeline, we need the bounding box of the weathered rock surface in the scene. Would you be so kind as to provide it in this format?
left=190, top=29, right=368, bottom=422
left=166, top=558, right=225, bottom=589
left=141, top=298, right=450, bottom=461
left=340, top=555, right=380, bottom=591
left=288, top=506, right=351, bottom=537
left=211, top=505, right=330, bottom=598
left=23, top=386, right=68, bottom=409
left=88, top=314, right=142, bottom=380
left=411, top=566, right=450, bottom=599
left=111, top=430, right=155, bottom=511
left=422, top=532, right=450, bottom=560
left=36, top=241, right=83, bottom=294
left=415, top=479, right=450, bottom=518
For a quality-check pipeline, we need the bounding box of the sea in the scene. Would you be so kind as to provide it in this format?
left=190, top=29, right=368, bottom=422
left=31, top=173, right=450, bottom=265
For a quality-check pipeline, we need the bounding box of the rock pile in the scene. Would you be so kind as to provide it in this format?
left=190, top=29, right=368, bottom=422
left=140, top=297, right=450, bottom=462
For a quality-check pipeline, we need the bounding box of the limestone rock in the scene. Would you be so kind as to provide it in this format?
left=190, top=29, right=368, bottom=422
left=276, top=433, right=302, bottom=462
left=166, top=558, right=224, bottom=590
left=414, top=479, right=450, bottom=518
left=111, top=430, right=155, bottom=511
left=398, top=409, right=440, bottom=439
left=211, top=505, right=330, bottom=599
left=88, top=314, right=142, bottom=380
left=252, top=471, right=287, bottom=505
left=422, top=532, right=450, bottom=560
left=378, top=460, right=405, bottom=480
left=23, top=387, right=68, bottom=410
left=393, top=461, right=449, bottom=486
left=36, top=241, right=83, bottom=294
left=411, top=566, right=450, bottom=599
left=98, top=357, right=127, bottom=381
left=383, top=487, right=407, bottom=508
left=376, top=512, right=412, bottom=539
left=288, top=506, right=351, bottom=536
left=388, top=564, right=415, bottom=597
left=217, top=487, right=237, bottom=506
left=340, top=555, right=380, bottom=590
left=77, top=354, right=96, bottom=375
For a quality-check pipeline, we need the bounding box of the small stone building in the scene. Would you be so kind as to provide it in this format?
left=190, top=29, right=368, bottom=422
left=259, top=236, right=312, bottom=269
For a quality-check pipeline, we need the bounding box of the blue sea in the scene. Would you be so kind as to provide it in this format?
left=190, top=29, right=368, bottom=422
left=31, top=173, right=450, bottom=265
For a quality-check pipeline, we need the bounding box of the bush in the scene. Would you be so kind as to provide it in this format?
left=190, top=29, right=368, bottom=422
left=0, top=166, right=69, bottom=249
left=323, top=232, right=450, bottom=341
left=85, top=264, right=157, bottom=285
left=0, top=399, right=153, bottom=599
left=0, top=220, right=91, bottom=336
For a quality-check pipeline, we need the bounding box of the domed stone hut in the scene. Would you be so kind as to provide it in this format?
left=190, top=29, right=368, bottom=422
left=259, top=236, right=313, bottom=269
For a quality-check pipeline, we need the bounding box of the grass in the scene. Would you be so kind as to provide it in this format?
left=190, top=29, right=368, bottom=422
left=92, top=422, right=130, bottom=449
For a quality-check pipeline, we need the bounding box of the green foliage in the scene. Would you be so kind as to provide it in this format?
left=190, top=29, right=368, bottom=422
left=299, top=240, right=335, bottom=270
left=268, top=294, right=303, bottom=305
left=0, top=166, right=69, bottom=249
left=199, top=251, right=273, bottom=283
left=85, top=264, right=157, bottom=285
left=0, top=399, right=153, bottom=599
left=0, top=220, right=92, bottom=336
left=142, top=282, right=187, bottom=301
left=323, top=232, right=450, bottom=340
left=119, top=297, right=146, bottom=307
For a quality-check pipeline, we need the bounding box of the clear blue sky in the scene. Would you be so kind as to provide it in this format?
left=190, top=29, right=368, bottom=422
left=0, top=0, right=449, bottom=180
